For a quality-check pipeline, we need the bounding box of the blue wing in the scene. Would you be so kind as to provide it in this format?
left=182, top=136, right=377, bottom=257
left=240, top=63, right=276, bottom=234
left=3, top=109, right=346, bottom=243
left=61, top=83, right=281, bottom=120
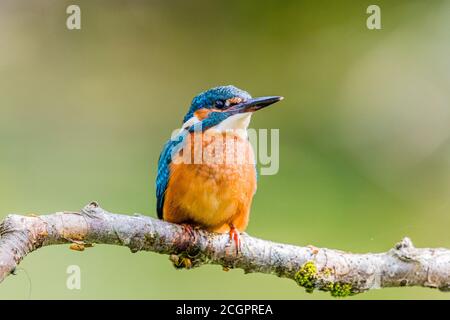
left=156, top=132, right=186, bottom=219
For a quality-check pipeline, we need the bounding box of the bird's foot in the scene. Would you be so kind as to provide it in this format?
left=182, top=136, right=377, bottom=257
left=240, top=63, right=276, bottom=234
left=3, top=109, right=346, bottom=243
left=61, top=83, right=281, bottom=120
left=181, top=223, right=198, bottom=242
left=228, top=226, right=241, bottom=255
left=170, top=223, right=201, bottom=269
left=222, top=226, right=241, bottom=269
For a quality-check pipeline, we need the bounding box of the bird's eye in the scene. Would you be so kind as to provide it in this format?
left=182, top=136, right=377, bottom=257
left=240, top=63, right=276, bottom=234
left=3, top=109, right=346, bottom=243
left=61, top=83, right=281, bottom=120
left=215, top=100, right=225, bottom=109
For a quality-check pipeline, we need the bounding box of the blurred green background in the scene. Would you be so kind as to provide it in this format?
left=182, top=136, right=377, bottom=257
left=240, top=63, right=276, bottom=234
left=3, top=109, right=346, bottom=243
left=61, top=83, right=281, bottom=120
left=0, top=0, right=449, bottom=299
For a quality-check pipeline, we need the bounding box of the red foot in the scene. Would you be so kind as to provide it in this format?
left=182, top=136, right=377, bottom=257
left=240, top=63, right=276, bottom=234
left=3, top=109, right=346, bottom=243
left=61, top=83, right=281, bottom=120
left=181, top=224, right=196, bottom=241
left=229, top=226, right=241, bottom=254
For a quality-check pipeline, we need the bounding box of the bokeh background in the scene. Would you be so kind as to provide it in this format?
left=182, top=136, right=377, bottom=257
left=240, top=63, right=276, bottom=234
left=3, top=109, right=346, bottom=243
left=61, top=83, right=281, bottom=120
left=0, top=0, right=449, bottom=299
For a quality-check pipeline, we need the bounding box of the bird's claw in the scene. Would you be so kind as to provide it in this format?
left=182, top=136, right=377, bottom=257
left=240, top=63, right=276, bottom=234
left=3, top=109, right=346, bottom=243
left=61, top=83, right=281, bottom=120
left=181, top=224, right=198, bottom=242
left=228, top=226, right=241, bottom=255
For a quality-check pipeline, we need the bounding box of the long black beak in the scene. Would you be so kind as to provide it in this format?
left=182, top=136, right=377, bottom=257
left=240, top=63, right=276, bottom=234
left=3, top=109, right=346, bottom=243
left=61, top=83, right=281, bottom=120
left=228, top=96, right=283, bottom=114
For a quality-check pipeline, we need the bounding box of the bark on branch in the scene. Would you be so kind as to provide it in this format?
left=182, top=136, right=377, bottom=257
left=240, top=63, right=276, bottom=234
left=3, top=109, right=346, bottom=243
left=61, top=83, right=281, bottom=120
left=0, top=202, right=449, bottom=296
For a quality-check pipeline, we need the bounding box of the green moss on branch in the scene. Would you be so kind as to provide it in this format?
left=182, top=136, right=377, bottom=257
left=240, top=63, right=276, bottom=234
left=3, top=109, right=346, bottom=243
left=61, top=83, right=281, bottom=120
left=294, top=261, right=356, bottom=297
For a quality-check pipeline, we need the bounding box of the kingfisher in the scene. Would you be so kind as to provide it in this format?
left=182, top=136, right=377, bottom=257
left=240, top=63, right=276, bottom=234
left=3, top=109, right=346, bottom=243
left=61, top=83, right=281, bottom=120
left=156, top=85, right=283, bottom=250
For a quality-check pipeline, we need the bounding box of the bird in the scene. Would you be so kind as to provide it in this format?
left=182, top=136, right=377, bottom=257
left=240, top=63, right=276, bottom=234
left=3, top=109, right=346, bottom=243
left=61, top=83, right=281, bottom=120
left=156, top=85, right=283, bottom=250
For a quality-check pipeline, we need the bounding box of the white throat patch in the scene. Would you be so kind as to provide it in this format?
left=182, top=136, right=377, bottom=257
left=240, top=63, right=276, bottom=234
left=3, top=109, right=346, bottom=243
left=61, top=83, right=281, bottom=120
left=213, top=113, right=252, bottom=131
left=179, top=113, right=252, bottom=139
left=211, top=113, right=252, bottom=139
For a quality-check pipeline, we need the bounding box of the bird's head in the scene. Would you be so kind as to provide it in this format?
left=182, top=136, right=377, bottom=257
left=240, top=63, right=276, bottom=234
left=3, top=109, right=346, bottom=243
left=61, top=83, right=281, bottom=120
left=181, top=85, right=283, bottom=133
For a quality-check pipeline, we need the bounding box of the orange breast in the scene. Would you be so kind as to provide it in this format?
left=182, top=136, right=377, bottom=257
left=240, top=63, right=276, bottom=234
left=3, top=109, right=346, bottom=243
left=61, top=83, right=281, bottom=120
left=163, top=130, right=256, bottom=233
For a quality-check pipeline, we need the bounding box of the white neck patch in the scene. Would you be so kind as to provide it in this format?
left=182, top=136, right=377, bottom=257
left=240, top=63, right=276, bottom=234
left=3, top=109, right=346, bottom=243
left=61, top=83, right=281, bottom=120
left=213, top=113, right=252, bottom=131
left=211, top=113, right=252, bottom=138
left=179, top=113, right=252, bottom=138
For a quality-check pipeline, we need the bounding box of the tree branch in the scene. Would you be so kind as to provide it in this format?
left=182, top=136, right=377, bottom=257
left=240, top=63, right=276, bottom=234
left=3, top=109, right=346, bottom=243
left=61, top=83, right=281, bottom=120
left=0, top=202, right=449, bottom=296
